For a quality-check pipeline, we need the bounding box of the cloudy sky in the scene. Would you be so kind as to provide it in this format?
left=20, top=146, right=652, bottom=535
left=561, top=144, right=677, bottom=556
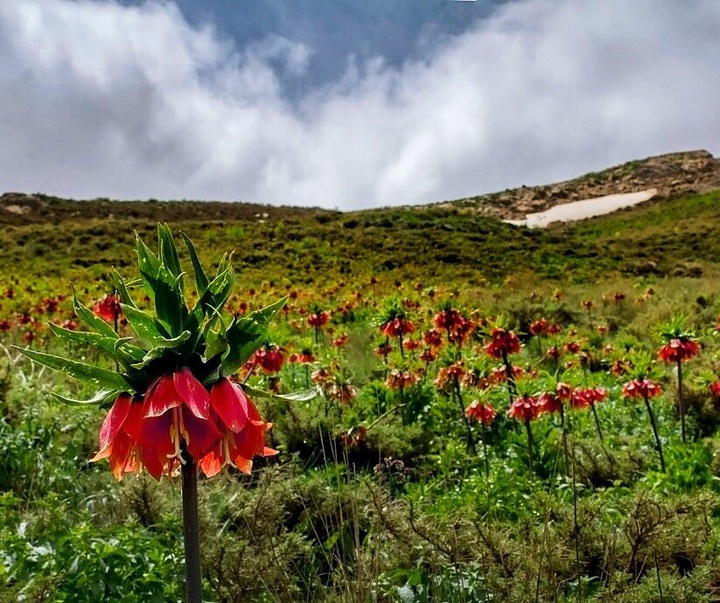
left=1, top=0, right=718, bottom=209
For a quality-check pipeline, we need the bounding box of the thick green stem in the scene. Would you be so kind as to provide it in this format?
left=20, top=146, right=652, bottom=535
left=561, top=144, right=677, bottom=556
left=524, top=419, right=534, bottom=477
left=677, top=359, right=686, bottom=443
left=481, top=422, right=490, bottom=480
left=589, top=401, right=604, bottom=442
left=560, top=404, right=570, bottom=476
left=454, top=377, right=475, bottom=453
left=182, top=453, right=203, bottom=603
left=644, top=396, right=666, bottom=473
left=502, top=352, right=517, bottom=404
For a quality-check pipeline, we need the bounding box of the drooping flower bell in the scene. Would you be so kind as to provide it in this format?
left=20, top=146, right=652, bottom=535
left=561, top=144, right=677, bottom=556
left=465, top=400, right=497, bottom=425
left=508, top=394, right=541, bottom=422
left=485, top=328, right=521, bottom=359
left=622, top=378, right=662, bottom=400
left=657, top=338, right=700, bottom=363
left=17, top=225, right=301, bottom=481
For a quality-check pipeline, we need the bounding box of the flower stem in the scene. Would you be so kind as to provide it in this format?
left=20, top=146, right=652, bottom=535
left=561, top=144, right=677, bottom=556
left=454, top=377, right=475, bottom=453
left=644, top=396, right=666, bottom=473
left=481, top=422, right=490, bottom=480
left=524, top=419, right=534, bottom=477
left=181, top=451, right=203, bottom=603
left=677, top=358, right=686, bottom=443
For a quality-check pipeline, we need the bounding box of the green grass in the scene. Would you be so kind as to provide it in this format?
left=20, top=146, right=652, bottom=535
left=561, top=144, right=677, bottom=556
left=3, top=189, right=720, bottom=601
left=2, top=190, right=720, bottom=295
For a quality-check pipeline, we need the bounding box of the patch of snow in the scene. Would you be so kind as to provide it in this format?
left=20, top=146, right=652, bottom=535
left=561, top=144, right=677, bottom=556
left=504, top=189, right=658, bottom=228
left=4, top=204, right=31, bottom=215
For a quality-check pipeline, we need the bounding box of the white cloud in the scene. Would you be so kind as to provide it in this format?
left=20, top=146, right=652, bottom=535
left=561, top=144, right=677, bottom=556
left=0, top=0, right=718, bottom=209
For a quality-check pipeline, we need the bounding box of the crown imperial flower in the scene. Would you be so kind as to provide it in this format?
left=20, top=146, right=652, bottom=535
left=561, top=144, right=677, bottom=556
left=16, top=225, right=308, bottom=481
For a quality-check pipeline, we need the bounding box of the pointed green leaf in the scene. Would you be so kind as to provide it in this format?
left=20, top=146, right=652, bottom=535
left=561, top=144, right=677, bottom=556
left=128, top=330, right=190, bottom=369
left=202, top=305, right=228, bottom=361
left=131, top=347, right=169, bottom=371
left=243, top=384, right=317, bottom=403
left=135, top=234, right=187, bottom=335
left=205, top=328, right=228, bottom=362
left=72, top=287, right=118, bottom=339
left=135, top=232, right=162, bottom=303
left=48, top=323, right=144, bottom=361
left=158, top=223, right=182, bottom=280
left=52, top=389, right=122, bottom=407
left=180, top=231, right=209, bottom=297
left=222, top=296, right=287, bottom=374
left=151, top=269, right=187, bottom=336
left=191, top=261, right=235, bottom=324
left=122, top=304, right=166, bottom=345
left=14, top=347, right=130, bottom=391
left=110, top=268, right=137, bottom=309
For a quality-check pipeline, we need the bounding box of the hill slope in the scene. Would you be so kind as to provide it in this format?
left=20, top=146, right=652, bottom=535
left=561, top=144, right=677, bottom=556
left=1, top=150, right=719, bottom=290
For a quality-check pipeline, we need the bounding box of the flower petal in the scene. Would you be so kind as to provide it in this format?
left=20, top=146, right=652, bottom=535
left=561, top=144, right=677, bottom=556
left=183, top=407, right=221, bottom=461
left=199, top=449, right=223, bottom=478
left=139, top=413, right=174, bottom=480
left=174, top=368, right=210, bottom=420
left=144, top=375, right=182, bottom=418
left=95, top=393, right=133, bottom=458
left=209, top=377, right=249, bottom=433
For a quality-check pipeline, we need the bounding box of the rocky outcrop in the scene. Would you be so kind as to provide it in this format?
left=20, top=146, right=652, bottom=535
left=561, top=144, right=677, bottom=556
left=455, top=150, right=720, bottom=220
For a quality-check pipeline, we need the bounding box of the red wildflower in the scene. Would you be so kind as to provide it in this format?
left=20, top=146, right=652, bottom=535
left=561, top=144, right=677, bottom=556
left=60, top=319, right=79, bottom=331
left=380, top=317, right=416, bottom=338
left=546, top=345, right=561, bottom=360
left=93, top=294, right=121, bottom=323
left=432, top=308, right=465, bottom=332
left=199, top=378, right=277, bottom=477
left=139, top=369, right=219, bottom=479
left=485, top=328, right=521, bottom=359
left=529, top=319, right=549, bottom=336
left=332, top=334, right=349, bottom=347
left=91, top=393, right=145, bottom=479
left=434, top=362, right=466, bottom=389
left=547, top=324, right=563, bottom=335
left=293, top=349, right=315, bottom=364
left=556, top=382, right=572, bottom=401
left=419, top=348, right=437, bottom=362
left=340, top=425, right=368, bottom=448
left=622, top=378, right=662, bottom=400
left=250, top=345, right=284, bottom=374
left=569, top=387, right=606, bottom=409
left=657, top=339, right=700, bottom=363
left=508, top=395, right=541, bottom=422
left=311, top=368, right=333, bottom=385
left=465, top=400, right=497, bottom=425
left=386, top=369, right=419, bottom=390
left=448, top=318, right=475, bottom=346
left=0, top=320, right=11, bottom=332
left=423, top=328, right=443, bottom=348
left=538, top=392, right=563, bottom=414
left=92, top=370, right=276, bottom=480
left=489, top=365, right=524, bottom=384
left=404, top=338, right=421, bottom=351
left=375, top=342, right=393, bottom=357
left=327, top=382, right=357, bottom=404
left=307, top=310, right=330, bottom=328
left=564, top=341, right=580, bottom=354
left=709, top=381, right=720, bottom=398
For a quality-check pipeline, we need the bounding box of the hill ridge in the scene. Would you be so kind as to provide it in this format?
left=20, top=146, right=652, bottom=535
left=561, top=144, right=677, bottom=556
left=2, top=149, right=719, bottom=225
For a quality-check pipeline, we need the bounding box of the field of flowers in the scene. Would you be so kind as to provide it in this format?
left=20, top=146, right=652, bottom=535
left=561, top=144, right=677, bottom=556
left=3, top=208, right=720, bottom=602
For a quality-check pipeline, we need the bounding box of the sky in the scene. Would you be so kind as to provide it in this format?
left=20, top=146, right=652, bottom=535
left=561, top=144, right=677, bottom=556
left=1, top=0, right=719, bottom=210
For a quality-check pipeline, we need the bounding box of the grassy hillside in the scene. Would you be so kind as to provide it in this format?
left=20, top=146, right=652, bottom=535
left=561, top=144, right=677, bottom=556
left=3, top=182, right=720, bottom=602
left=2, top=189, right=719, bottom=297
